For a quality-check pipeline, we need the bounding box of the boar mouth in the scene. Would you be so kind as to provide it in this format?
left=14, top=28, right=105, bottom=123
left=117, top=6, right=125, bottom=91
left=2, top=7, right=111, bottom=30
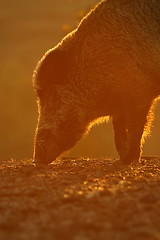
left=33, top=138, right=61, bottom=165
left=33, top=153, right=55, bottom=165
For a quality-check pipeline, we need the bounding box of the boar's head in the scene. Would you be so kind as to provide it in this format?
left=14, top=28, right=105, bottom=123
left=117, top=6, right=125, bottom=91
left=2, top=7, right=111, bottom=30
left=32, top=48, right=85, bottom=164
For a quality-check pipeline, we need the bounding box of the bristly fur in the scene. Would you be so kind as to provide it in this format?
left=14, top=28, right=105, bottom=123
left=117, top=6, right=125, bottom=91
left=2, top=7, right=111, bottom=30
left=33, top=0, right=160, bottom=164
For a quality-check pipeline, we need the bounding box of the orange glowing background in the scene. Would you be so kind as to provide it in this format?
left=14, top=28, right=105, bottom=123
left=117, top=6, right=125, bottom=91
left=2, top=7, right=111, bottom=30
left=1, top=0, right=160, bottom=160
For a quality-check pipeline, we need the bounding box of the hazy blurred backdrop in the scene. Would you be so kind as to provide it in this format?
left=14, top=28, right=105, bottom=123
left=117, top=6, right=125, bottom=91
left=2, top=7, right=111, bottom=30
left=1, top=0, right=160, bottom=160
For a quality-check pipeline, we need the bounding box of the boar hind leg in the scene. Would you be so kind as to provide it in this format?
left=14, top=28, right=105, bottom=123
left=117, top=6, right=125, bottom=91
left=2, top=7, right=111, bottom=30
left=112, top=114, right=128, bottom=162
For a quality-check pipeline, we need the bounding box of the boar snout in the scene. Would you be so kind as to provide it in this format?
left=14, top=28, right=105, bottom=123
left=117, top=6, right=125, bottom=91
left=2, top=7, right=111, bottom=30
left=33, top=128, right=57, bottom=164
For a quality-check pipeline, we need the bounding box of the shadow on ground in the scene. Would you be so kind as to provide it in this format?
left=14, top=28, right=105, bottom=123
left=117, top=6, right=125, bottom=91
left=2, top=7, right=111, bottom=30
left=0, top=157, right=160, bottom=240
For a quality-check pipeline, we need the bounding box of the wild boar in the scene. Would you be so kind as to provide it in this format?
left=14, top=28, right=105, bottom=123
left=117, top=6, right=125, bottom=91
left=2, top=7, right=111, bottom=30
left=33, top=0, right=160, bottom=164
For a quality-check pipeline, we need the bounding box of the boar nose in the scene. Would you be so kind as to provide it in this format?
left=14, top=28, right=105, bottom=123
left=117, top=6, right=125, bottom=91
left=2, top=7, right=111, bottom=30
left=33, top=141, right=47, bottom=164
left=33, top=128, right=52, bottom=164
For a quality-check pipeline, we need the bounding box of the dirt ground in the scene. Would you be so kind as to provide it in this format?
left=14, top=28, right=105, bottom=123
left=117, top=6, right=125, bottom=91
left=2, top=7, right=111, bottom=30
left=0, top=156, right=160, bottom=240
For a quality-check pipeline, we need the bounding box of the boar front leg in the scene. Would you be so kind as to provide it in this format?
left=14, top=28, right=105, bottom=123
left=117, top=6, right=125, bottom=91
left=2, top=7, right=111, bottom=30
left=121, top=107, right=150, bottom=164
left=123, top=108, right=148, bottom=164
left=113, top=107, right=150, bottom=164
left=112, top=114, right=128, bottom=162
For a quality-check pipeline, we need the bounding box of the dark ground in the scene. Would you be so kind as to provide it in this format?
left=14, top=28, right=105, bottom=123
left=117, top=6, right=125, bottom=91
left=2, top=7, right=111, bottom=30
left=0, top=156, right=160, bottom=240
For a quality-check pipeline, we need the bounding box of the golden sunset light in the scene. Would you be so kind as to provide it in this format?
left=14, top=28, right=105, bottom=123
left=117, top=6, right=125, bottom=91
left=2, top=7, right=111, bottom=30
left=0, top=0, right=160, bottom=239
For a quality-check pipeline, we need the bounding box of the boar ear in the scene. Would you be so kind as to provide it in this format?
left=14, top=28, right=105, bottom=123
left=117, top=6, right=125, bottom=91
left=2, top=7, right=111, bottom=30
left=34, top=48, right=68, bottom=89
